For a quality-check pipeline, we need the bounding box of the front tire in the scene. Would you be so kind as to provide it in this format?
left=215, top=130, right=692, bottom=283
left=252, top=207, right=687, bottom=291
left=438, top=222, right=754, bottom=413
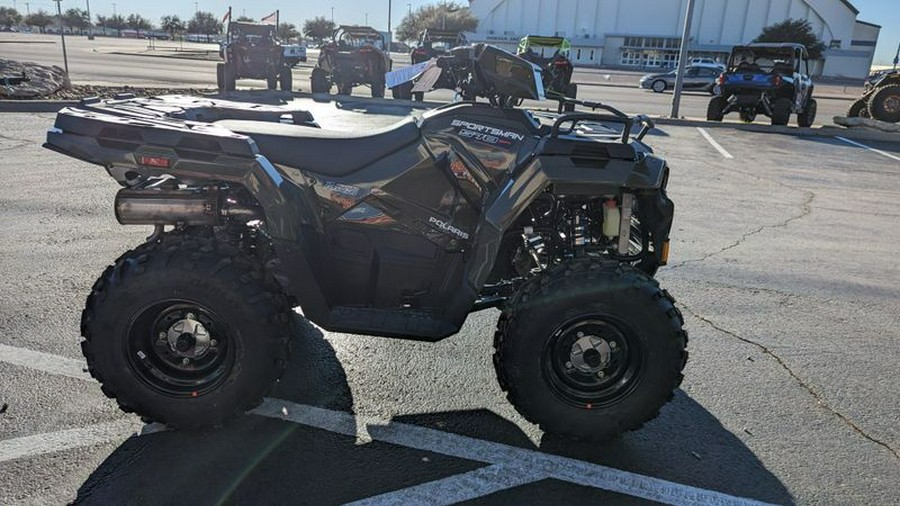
left=310, top=67, right=330, bottom=94
left=493, top=260, right=688, bottom=441
left=797, top=98, right=817, bottom=127
left=847, top=98, right=868, bottom=118
left=707, top=96, right=726, bottom=121
left=279, top=70, right=293, bottom=92
left=868, top=84, right=900, bottom=123
left=80, top=234, right=294, bottom=429
left=770, top=97, right=792, bottom=126
left=651, top=80, right=666, bottom=93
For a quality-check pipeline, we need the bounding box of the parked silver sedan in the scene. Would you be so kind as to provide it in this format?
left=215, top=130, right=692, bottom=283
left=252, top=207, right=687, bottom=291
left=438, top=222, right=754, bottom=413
left=639, top=66, right=721, bottom=93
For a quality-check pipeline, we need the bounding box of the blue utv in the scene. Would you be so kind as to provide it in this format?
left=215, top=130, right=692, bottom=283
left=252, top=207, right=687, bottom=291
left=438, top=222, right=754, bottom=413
left=707, top=43, right=817, bottom=127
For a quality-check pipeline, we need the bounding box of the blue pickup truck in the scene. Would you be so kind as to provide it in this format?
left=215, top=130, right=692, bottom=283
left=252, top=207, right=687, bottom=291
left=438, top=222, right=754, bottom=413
left=707, top=43, right=817, bottom=127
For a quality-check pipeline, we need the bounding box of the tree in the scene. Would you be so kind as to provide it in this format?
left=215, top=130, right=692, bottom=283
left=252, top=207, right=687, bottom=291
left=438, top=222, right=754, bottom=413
left=187, top=11, right=222, bottom=42
left=396, top=1, right=478, bottom=43
left=63, top=8, right=90, bottom=34
left=302, top=16, right=335, bottom=42
left=160, top=15, right=185, bottom=40
left=278, top=22, right=298, bottom=41
left=236, top=16, right=255, bottom=22
left=753, top=19, right=826, bottom=60
left=25, top=10, right=53, bottom=34
left=0, top=7, right=22, bottom=29
left=99, top=14, right=127, bottom=36
left=126, top=13, right=152, bottom=34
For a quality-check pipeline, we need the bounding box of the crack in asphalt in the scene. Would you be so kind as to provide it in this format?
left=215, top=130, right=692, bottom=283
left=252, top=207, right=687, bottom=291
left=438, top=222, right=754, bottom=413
left=682, top=302, right=900, bottom=460
left=671, top=189, right=815, bottom=271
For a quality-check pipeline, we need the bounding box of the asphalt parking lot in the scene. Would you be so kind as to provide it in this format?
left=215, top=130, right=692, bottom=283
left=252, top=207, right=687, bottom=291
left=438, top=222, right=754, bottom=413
left=0, top=97, right=898, bottom=505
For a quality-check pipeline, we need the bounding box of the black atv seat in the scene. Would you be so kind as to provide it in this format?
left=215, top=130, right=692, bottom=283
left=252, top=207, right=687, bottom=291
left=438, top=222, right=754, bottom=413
left=215, top=118, right=420, bottom=176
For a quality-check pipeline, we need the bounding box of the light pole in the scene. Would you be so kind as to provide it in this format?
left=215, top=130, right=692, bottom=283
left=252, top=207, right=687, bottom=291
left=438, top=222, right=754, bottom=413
left=670, top=0, right=696, bottom=118
left=52, top=0, right=69, bottom=76
left=111, top=2, right=116, bottom=16
left=24, top=2, right=30, bottom=16
left=331, top=7, right=334, bottom=23
left=387, top=0, right=392, bottom=46
left=86, top=0, right=92, bottom=36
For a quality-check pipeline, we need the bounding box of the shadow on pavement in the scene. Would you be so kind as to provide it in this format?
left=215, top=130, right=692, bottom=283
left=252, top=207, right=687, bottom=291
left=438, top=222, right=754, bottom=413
left=73, top=317, right=792, bottom=505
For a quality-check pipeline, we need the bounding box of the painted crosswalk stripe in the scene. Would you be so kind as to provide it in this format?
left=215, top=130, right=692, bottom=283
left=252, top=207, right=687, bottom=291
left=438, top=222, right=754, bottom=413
left=697, top=127, right=734, bottom=159
left=835, top=136, right=900, bottom=162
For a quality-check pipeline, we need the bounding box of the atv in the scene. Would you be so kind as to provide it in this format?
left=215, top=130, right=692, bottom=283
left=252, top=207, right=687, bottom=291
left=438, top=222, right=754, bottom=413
left=311, top=25, right=392, bottom=98
left=44, top=44, right=686, bottom=442
left=516, top=35, right=578, bottom=111
left=217, top=21, right=295, bottom=93
left=391, top=29, right=467, bottom=102
left=707, top=43, right=817, bottom=127
left=847, top=70, right=900, bottom=123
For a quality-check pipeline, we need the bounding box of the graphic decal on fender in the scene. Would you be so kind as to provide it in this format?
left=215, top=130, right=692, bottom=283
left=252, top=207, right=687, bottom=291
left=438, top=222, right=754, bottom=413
left=451, top=119, right=524, bottom=148
left=428, top=216, right=470, bottom=240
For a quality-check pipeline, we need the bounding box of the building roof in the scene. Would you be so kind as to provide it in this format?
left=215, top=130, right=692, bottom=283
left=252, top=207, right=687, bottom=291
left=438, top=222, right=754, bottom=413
left=838, top=0, right=860, bottom=15
left=855, top=20, right=882, bottom=29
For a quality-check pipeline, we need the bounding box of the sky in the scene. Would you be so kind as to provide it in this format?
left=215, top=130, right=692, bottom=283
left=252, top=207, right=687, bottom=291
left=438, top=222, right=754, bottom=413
left=3, top=0, right=898, bottom=65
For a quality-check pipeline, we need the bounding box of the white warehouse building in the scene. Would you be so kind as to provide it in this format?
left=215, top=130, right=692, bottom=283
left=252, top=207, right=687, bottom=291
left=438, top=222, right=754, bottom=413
left=466, top=0, right=880, bottom=78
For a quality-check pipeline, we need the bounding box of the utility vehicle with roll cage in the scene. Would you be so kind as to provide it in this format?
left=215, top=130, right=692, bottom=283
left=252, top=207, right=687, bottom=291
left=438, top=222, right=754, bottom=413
left=311, top=25, right=392, bottom=97
left=707, top=43, right=816, bottom=126
left=517, top=35, right=578, bottom=111
left=847, top=69, right=900, bottom=123
left=44, top=43, right=686, bottom=442
left=391, top=29, right=468, bottom=101
left=217, top=21, right=295, bottom=93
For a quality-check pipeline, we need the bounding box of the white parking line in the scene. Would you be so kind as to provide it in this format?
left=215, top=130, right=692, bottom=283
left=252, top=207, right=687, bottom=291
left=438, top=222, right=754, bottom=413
left=697, top=127, right=734, bottom=159
left=835, top=136, right=900, bottom=162
left=0, top=420, right=139, bottom=464
left=0, top=343, right=90, bottom=381
left=344, top=464, right=545, bottom=506
left=0, top=344, right=772, bottom=506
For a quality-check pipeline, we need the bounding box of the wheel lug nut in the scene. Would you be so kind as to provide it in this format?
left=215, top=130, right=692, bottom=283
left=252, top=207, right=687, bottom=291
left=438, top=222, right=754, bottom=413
left=181, top=357, right=190, bottom=365
left=576, top=332, right=584, bottom=338
left=186, top=313, right=195, bottom=320
left=565, top=361, right=573, bottom=369
left=159, top=332, right=166, bottom=339
left=609, top=341, right=617, bottom=349
left=210, top=339, right=218, bottom=347
left=597, top=371, right=605, bottom=378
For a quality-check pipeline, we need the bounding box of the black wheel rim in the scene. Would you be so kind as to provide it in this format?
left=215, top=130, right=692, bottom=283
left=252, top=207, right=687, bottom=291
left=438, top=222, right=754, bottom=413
left=542, top=316, right=644, bottom=409
left=125, top=300, right=235, bottom=398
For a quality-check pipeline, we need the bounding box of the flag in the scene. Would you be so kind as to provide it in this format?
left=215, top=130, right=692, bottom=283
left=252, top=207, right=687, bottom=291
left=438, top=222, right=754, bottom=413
left=222, top=9, right=231, bottom=23
left=261, top=11, right=277, bottom=25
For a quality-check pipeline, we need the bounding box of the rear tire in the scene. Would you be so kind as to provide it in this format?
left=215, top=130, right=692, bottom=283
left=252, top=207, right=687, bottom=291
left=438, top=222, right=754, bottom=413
left=563, top=83, right=577, bottom=112
left=371, top=80, right=386, bottom=98
left=770, top=97, right=792, bottom=126
left=337, top=82, right=353, bottom=95
left=847, top=98, right=868, bottom=118
left=797, top=98, right=817, bottom=128
left=223, top=63, right=236, bottom=92
left=391, top=81, right=413, bottom=100
left=706, top=96, right=726, bottom=121
left=80, top=234, right=294, bottom=429
left=279, top=70, right=293, bottom=92
left=267, top=75, right=278, bottom=90
left=310, top=68, right=330, bottom=94
left=868, top=84, right=900, bottom=123
left=216, top=63, right=225, bottom=92
left=493, top=260, right=687, bottom=441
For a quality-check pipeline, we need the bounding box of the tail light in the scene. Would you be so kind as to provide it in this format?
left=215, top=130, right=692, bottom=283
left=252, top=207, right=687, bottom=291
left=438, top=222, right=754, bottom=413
left=138, top=155, right=171, bottom=168
left=716, top=74, right=725, bottom=85
left=771, top=75, right=782, bottom=86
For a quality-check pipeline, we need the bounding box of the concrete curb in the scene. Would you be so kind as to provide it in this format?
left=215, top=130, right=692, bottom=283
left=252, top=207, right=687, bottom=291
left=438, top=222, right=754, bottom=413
left=651, top=116, right=900, bottom=143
